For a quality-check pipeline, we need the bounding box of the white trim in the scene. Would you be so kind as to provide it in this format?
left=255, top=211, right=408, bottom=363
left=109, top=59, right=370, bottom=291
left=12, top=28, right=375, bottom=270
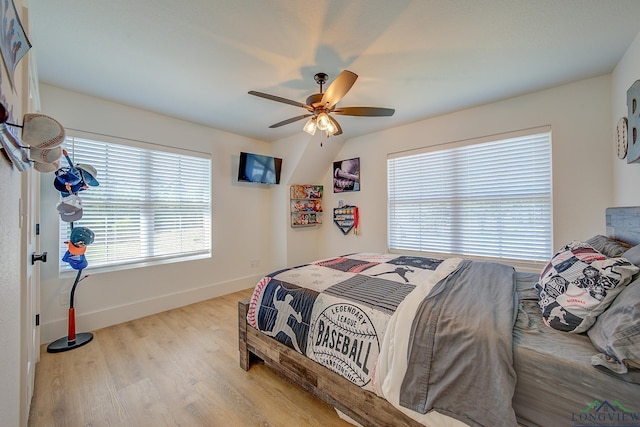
left=40, top=274, right=261, bottom=344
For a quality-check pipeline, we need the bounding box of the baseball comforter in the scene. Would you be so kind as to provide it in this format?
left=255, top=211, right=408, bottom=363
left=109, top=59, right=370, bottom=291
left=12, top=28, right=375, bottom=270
left=247, top=253, right=517, bottom=426
left=246, top=253, right=519, bottom=427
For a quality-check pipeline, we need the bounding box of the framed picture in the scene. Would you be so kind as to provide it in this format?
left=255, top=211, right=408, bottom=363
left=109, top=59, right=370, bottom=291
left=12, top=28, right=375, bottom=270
left=0, top=0, right=32, bottom=90
left=333, top=157, right=360, bottom=193
left=291, top=212, right=321, bottom=227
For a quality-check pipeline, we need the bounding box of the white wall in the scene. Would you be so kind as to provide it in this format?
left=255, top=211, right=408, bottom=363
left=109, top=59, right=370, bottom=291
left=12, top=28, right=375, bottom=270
left=37, top=85, right=278, bottom=343
left=612, top=32, right=640, bottom=205
left=319, top=75, right=614, bottom=260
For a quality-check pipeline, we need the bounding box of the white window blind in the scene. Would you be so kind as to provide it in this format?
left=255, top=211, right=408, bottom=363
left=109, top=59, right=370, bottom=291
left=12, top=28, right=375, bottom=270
left=387, top=129, right=552, bottom=262
left=59, top=135, right=212, bottom=272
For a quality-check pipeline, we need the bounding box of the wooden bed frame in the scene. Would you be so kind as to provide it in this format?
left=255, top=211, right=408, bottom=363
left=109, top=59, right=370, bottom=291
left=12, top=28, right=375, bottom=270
left=238, top=207, right=640, bottom=427
left=238, top=298, right=423, bottom=427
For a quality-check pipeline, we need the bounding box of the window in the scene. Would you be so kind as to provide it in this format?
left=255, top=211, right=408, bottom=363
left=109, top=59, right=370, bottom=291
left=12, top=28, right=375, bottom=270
left=387, top=128, right=552, bottom=263
left=59, top=134, right=212, bottom=272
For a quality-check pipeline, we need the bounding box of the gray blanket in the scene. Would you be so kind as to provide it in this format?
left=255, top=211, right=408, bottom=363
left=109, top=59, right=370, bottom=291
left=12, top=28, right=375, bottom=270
left=399, top=260, right=519, bottom=427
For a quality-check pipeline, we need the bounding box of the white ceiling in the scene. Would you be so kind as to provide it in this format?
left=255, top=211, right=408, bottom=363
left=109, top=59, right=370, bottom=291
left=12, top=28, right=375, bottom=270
left=28, top=0, right=640, bottom=142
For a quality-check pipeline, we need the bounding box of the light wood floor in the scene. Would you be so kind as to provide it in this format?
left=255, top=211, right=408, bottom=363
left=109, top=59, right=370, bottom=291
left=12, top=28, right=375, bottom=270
left=28, top=289, right=353, bottom=427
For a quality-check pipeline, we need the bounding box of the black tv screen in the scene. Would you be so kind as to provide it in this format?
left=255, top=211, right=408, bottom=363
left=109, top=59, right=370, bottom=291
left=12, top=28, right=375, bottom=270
left=237, top=152, right=282, bottom=184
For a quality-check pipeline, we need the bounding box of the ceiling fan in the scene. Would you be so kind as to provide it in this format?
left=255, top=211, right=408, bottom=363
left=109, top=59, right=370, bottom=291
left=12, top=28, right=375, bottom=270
left=248, top=70, right=395, bottom=137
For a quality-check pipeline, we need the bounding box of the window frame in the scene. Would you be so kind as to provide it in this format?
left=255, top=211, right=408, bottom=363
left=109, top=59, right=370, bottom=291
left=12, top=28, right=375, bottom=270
left=58, top=130, right=212, bottom=275
left=387, top=126, right=553, bottom=272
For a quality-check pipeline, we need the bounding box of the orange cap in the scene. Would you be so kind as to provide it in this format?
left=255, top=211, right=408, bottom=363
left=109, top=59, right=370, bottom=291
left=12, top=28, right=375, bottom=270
left=67, top=241, right=86, bottom=255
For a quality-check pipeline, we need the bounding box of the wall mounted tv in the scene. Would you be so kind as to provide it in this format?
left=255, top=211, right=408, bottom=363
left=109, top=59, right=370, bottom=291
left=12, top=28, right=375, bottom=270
left=237, top=152, right=282, bottom=184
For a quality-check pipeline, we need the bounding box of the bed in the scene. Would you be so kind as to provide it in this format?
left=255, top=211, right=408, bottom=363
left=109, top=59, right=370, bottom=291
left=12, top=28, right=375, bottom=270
left=238, top=207, right=640, bottom=427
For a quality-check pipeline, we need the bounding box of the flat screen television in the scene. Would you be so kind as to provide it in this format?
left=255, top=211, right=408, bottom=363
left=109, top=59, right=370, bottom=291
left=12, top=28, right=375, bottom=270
left=237, top=152, right=282, bottom=184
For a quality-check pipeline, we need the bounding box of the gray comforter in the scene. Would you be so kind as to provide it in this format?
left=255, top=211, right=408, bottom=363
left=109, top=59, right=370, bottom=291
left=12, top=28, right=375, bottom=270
left=378, top=259, right=519, bottom=427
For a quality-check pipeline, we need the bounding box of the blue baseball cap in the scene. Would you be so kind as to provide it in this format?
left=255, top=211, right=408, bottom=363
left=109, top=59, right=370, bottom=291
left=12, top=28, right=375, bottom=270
left=76, top=163, right=99, bottom=187
left=62, top=251, right=88, bottom=270
left=54, top=167, right=84, bottom=193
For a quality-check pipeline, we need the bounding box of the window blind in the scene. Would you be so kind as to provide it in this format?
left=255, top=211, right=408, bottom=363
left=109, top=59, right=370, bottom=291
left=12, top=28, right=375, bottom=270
left=387, top=130, right=552, bottom=262
left=59, top=136, right=212, bottom=272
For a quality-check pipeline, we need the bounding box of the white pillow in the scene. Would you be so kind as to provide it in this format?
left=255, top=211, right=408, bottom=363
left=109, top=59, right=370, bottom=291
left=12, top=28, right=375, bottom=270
left=535, top=241, right=639, bottom=333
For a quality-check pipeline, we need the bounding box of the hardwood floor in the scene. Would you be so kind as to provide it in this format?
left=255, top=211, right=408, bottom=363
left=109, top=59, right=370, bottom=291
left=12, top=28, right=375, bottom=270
left=28, top=289, right=353, bottom=427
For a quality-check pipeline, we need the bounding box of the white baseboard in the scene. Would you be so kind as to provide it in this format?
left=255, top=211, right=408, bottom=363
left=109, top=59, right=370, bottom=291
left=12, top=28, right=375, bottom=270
left=41, top=274, right=260, bottom=344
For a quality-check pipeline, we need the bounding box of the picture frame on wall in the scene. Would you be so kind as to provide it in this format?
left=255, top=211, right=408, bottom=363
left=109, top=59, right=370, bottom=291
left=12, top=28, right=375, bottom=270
left=0, top=0, right=32, bottom=90
left=333, top=157, right=360, bottom=193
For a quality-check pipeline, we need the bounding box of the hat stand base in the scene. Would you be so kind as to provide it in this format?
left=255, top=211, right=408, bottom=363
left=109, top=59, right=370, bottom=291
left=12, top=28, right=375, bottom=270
left=46, top=332, right=93, bottom=353
left=47, top=270, right=93, bottom=353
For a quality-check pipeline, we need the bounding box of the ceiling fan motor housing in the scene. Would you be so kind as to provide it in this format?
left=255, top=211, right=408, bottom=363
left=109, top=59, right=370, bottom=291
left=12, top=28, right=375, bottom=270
left=306, top=93, right=324, bottom=109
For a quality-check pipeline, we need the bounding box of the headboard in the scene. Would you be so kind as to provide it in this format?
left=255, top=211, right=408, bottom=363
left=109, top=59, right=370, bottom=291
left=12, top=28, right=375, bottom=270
left=606, top=207, right=640, bottom=246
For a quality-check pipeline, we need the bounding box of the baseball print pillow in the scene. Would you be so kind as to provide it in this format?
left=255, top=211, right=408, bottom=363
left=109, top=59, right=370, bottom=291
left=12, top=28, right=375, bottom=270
left=535, top=241, right=639, bottom=333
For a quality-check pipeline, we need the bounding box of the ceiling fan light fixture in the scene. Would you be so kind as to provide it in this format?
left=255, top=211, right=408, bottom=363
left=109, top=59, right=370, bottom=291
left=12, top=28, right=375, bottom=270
left=316, top=112, right=330, bottom=131
left=326, top=119, right=338, bottom=135
left=303, top=117, right=317, bottom=135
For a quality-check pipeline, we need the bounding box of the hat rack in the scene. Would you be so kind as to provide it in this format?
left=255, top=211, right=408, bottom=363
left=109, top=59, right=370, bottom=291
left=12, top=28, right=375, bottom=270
left=48, top=149, right=98, bottom=353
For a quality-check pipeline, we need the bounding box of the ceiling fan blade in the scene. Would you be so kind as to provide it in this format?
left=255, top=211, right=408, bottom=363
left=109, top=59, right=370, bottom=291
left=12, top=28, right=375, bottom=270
left=321, top=70, right=358, bottom=110
left=328, top=115, right=343, bottom=136
left=248, top=91, right=309, bottom=109
left=333, top=106, right=395, bottom=117
left=269, top=114, right=313, bottom=128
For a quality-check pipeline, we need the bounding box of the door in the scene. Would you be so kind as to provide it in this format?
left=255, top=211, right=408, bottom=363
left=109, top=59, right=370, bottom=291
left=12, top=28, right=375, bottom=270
left=20, top=166, right=41, bottom=426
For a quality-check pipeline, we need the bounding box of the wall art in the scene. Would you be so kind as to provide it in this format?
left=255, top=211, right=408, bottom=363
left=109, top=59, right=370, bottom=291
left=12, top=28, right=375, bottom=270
left=0, top=0, right=32, bottom=90
left=626, top=79, right=640, bottom=163
left=333, top=157, right=360, bottom=193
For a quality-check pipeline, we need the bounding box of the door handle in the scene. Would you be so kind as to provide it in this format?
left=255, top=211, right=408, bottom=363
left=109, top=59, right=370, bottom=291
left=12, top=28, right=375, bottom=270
left=31, top=252, right=48, bottom=265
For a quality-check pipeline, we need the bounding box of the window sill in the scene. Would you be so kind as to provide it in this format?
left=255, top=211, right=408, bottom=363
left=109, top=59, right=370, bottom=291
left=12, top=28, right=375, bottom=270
left=59, top=252, right=212, bottom=278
